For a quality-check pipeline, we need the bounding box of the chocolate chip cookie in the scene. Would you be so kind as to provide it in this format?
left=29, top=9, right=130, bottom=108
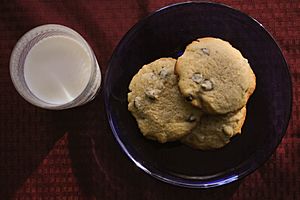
left=181, top=107, right=246, bottom=150
left=128, top=58, right=202, bottom=143
left=175, top=37, right=256, bottom=114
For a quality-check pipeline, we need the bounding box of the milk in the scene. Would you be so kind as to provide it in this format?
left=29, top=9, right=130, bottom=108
left=24, top=36, right=92, bottom=105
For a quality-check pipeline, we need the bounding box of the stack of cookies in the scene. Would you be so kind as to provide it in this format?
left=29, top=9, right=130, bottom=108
left=128, top=37, right=256, bottom=150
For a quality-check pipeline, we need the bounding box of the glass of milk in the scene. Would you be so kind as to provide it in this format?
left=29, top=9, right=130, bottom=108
left=10, top=24, right=101, bottom=109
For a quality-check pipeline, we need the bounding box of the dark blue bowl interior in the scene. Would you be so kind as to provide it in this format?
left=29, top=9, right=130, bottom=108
left=104, top=2, right=291, bottom=187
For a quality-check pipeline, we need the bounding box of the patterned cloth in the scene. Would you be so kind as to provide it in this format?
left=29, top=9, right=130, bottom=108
left=0, top=0, right=299, bottom=199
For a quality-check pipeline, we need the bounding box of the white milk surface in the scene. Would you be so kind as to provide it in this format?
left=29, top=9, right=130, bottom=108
left=24, top=36, right=92, bottom=105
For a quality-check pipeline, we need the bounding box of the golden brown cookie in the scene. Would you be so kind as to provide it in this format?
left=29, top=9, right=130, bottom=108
left=128, top=58, right=202, bottom=143
left=181, top=107, right=246, bottom=150
left=175, top=37, right=256, bottom=114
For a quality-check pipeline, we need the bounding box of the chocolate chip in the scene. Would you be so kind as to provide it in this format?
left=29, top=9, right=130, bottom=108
left=201, top=79, right=213, bottom=91
left=186, top=95, right=193, bottom=101
left=201, top=48, right=210, bottom=55
left=159, top=67, right=168, bottom=78
left=192, top=73, right=204, bottom=84
left=145, top=89, right=161, bottom=100
left=187, top=114, right=196, bottom=122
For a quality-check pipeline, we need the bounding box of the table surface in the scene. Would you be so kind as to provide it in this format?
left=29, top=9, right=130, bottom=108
left=0, top=0, right=299, bottom=199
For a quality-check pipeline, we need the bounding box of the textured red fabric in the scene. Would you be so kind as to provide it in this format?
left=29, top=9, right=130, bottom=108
left=0, top=0, right=299, bottom=200
left=14, top=134, right=93, bottom=200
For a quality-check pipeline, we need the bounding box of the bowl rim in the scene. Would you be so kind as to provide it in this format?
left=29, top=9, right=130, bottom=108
left=103, top=1, right=292, bottom=188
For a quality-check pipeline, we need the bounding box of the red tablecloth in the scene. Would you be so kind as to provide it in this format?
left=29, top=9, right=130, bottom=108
left=0, top=1, right=299, bottom=199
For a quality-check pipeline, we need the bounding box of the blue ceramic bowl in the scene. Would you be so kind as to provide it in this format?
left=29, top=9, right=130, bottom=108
left=104, top=2, right=291, bottom=188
